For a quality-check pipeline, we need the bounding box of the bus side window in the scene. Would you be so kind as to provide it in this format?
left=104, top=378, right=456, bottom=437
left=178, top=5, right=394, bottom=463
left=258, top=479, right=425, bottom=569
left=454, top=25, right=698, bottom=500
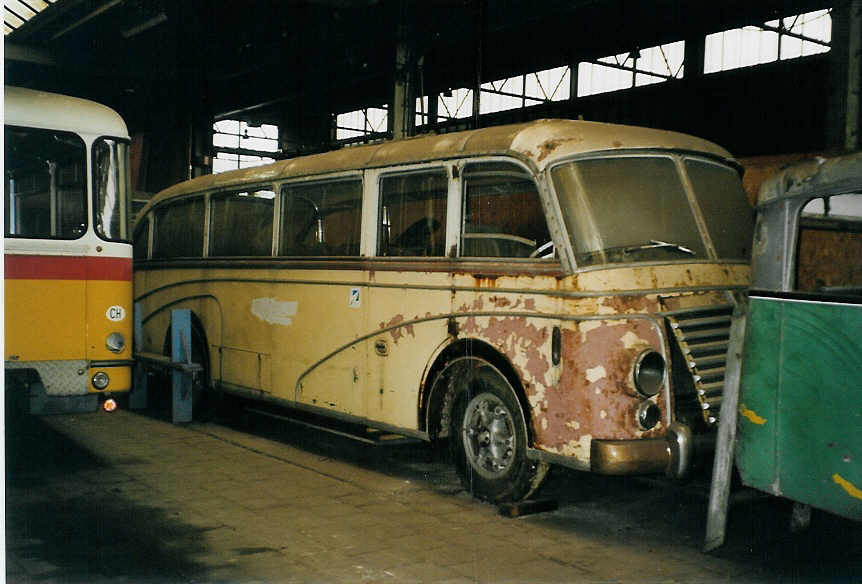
left=796, top=194, right=862, bottom=295
left=133, top=218, right=149, bottom=260
left=378, top=170, right=448, bottom=257
left=461, top=162, right=552, bottom=258
left=210, top=189, right=275, bottom=256
left=281, top=179, right=362, bottom=256
left=152, top=196, right=205, bottom=259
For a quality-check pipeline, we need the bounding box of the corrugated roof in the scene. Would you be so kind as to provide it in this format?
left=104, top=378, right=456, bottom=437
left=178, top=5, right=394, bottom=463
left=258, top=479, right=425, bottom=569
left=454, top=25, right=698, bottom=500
left=4, top=0, right=57, bottom=35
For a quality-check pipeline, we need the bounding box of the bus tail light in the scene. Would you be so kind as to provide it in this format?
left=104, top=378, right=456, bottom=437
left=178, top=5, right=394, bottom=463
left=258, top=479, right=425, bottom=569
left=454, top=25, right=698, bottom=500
left=103, top=398, right=118, bottom=412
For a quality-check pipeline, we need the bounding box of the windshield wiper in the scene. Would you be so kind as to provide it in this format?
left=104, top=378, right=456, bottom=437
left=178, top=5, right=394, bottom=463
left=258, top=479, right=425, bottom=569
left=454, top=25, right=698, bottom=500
left=623, top=240, right=696, bottom=256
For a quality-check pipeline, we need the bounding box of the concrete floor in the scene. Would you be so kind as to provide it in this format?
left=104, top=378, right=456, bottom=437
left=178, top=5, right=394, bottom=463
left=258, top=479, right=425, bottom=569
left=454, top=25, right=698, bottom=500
left=6, top=404, right=862, bottom=583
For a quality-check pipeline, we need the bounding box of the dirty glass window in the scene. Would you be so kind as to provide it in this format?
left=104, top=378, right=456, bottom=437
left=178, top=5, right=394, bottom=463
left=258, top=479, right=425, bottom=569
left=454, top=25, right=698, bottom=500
left=461, top=162, right=553, bottom=258
left=379, top=170, right=448, bottom=256
left=93, top=137, right=131, bottom=242
left=796, top=194, right=862, bottom=296
left=4, top=126, right=87, bottom=239
left=280, top=179, right=362, bottom=256
left=133, top=218, right=149, bottom=260
left=685, top=159, right=753, bottom=260
left=552, top=156, right=706, bottom=266
left=210, top=188, right=275, bottom=256
left=152, top=196, right=205, bottom=259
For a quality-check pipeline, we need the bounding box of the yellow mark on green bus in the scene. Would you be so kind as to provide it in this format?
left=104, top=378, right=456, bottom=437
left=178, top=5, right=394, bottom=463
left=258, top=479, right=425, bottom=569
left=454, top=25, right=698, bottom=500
left=833, top=473, right=862, bottom=501
left=739, top=403, right=767, bottom=425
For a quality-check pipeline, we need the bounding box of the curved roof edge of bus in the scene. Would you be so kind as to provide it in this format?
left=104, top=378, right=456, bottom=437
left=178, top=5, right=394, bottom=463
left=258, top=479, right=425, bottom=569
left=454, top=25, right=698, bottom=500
left=4, top=85, right=129, bottom=138
left=147, top=118, right=734, bottom=209
left=756, top=151, right=862, bottom=207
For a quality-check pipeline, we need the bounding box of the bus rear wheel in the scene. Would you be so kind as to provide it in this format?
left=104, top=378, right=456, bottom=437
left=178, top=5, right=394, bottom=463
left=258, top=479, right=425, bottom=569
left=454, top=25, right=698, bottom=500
left=448, top=362, right=547, bottom=503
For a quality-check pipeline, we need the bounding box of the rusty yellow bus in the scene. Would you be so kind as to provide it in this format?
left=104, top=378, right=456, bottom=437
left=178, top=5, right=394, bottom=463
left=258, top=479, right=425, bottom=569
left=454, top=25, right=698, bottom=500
left=5, top=86, right=134, bottom=414
left=133, top=119, right=752, bottom=502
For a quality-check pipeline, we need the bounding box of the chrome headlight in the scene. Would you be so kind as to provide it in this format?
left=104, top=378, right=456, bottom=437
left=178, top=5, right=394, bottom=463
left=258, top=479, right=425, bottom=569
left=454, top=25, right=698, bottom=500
left=92, top=372, right=110, bottom=390
left=633, top=349, right=665, bottom=397
left=106, top=332, right=126, bottom=353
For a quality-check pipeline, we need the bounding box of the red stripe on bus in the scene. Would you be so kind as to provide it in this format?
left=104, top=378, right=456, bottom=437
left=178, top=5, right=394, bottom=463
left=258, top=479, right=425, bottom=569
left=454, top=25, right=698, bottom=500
left=4, top=255, right=132, bottom=281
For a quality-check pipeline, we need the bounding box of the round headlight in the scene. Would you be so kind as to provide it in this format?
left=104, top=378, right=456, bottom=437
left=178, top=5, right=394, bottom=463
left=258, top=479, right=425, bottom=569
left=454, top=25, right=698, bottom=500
left=106, top=332, right=125, bottom=353
left=637, top=401, right=661, bottom=430
left=92, top=372, right=110, bottom=390
left=633, top=349, right=665, bottom=397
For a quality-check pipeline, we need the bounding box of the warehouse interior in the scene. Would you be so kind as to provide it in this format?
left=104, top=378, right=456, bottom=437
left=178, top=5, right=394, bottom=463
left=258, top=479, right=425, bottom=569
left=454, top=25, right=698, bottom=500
left=5, top=0, right=859, bottom=197
left=4, top=1, right=862, bottom=582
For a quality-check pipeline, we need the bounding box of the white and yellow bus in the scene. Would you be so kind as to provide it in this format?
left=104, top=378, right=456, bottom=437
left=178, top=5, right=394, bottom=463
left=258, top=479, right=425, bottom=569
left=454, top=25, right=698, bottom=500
left=133, top=119, right=753, bottom=502
left=4, top=86, right=134, bottom=414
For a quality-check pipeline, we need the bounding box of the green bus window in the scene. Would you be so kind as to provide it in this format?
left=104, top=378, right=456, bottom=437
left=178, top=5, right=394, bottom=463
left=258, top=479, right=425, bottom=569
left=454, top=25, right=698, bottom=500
left=796, top=194, right=862, bottom=295
left=379, top=170, right=448, bottom=257
left=461, top=162, right=551, bottom=258
left=280, top=179, right=362, bottom=256
left=152, top=197, right=205, bottom=259
left=210, top=189, right=275, bottom=256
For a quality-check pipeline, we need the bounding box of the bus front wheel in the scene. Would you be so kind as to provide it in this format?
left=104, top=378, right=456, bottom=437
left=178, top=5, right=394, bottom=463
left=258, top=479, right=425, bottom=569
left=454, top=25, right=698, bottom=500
left=448, top=363, right=547, bottom=503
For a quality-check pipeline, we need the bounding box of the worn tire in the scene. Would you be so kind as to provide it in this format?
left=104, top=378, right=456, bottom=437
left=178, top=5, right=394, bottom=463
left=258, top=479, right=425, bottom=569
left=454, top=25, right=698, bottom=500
left=448, top=360, right=548, bottom=503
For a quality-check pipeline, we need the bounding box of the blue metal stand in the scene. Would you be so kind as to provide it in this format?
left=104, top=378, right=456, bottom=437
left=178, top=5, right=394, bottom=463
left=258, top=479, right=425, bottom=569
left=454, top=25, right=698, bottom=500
left=132, top=306, right=200, bottom=424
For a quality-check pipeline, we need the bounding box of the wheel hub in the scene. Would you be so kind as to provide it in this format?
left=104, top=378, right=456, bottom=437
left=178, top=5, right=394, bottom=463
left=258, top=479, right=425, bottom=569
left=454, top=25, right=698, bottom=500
left=462, top=392, right=516, bottom=479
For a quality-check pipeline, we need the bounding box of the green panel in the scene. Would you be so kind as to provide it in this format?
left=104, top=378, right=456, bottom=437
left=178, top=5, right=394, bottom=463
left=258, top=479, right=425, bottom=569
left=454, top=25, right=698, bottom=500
left=738, top=297, right=862, bottom=521
left=736, top=298, right=781, bottom=491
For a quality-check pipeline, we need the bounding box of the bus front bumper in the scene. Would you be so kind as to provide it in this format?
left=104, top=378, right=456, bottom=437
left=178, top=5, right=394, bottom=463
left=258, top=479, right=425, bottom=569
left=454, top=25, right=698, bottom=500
left=590, top=422, right=713, bottom=479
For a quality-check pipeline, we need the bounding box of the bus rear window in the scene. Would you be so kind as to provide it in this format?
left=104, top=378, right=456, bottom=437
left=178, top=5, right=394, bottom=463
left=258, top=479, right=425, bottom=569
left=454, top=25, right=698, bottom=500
left=4, top=126, right=87, bottom=239
left=796, top=194, right=862, bottom=295
left=152, top=197, right=205, bottom=259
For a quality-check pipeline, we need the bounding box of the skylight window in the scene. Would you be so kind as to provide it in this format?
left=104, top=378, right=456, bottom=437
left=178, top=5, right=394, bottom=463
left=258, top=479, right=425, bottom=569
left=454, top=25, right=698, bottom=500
left=212, top=120, right=278, bottom=174
left=336, top=107, right=388, bottom=140
left=704, top=9, right=831, bottom=74
left=577, top=41, right=685, bottom=97
left=480, top=66, right=571, bottom=114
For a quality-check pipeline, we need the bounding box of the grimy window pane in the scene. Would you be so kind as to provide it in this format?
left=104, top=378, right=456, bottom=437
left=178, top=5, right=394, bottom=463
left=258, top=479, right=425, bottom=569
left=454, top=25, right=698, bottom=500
left=152, top=197, right=205, bottom=258
left=281, top=179, right=362, bottom=256
left=686, top=159, right=753, bottom=261
left=379, top=171, right=447, bottom=256
left=4, top=126, right=87, bottom=239
left=462, top=162, right=551, bottom=258
left=93, top=138, right=131, bottom=242
left=210, top=189, right=274, bottom=256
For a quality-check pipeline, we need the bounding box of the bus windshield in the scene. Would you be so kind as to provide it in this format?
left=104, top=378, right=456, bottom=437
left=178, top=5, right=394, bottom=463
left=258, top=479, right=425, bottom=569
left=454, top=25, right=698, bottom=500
left=551, top=155, right=750, bottom=267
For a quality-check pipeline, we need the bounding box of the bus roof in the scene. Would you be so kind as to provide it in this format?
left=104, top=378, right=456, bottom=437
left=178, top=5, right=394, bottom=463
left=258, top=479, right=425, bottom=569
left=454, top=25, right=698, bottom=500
left=4, top=86, right=129, bottom=139
left=756, top=151, right=862, bottom=207
left=151, top=118, right=734, bottom=205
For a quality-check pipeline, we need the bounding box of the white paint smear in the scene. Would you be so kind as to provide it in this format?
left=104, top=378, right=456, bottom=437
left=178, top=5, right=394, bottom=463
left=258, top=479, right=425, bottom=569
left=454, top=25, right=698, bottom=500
left=251, top=298, right=298, bottom=325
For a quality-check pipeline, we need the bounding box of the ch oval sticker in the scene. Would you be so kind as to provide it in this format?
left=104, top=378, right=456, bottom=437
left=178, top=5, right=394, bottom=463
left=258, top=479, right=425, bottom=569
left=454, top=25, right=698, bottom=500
left=106, top=305, right=127, bottom=322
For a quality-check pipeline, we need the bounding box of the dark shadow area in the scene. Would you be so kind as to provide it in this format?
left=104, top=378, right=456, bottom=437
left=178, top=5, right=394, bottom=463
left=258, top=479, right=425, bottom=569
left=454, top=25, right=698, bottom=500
left=5, top=413, right=228, bottom=583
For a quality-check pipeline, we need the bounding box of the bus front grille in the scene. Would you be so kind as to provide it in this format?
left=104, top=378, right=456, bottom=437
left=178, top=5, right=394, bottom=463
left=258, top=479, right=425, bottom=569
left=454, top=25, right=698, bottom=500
left=665, top=304, right=734, bottom=426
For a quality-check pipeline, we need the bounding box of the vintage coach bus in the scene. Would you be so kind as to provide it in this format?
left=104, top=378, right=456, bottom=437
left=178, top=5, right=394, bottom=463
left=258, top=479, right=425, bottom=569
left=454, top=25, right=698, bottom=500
left=133, top=119, right=752, bottom=502
left=5, top=86, right=134, bottom=415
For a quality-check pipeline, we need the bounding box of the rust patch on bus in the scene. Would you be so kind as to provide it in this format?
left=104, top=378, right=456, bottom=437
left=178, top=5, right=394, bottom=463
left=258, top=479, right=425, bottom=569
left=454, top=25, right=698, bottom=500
left=379, top=314, right=415, bottom=342
left=536, top=138, right=578, bottom=162
left=534, top=319, right=665, bottom=455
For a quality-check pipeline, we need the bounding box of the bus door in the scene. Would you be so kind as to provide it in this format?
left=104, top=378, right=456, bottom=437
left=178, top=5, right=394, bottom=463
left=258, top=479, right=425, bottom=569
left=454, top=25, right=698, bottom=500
left=363, top=167, right=453, bottom=428
left=281, top=177, right=369, bottom=418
